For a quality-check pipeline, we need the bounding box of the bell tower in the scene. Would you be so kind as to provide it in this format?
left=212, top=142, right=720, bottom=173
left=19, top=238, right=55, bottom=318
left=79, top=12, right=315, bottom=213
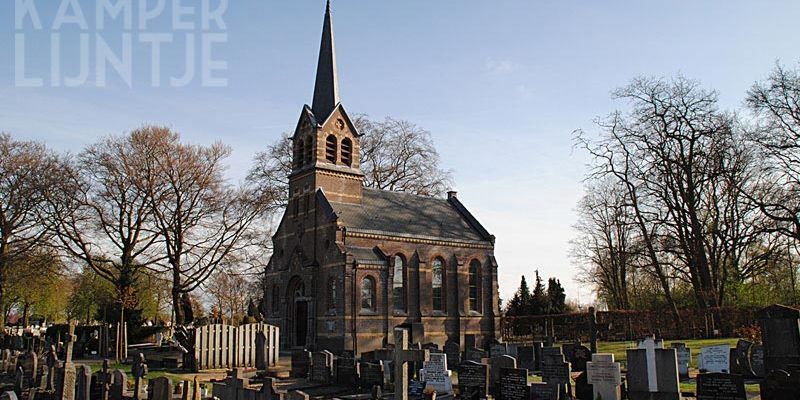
left=288, top=1, right=364, bottom=207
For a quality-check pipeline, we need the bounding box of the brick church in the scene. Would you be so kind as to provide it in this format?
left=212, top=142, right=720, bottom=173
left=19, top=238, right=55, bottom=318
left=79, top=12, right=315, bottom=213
left=263, top=2, right=501, bottom=356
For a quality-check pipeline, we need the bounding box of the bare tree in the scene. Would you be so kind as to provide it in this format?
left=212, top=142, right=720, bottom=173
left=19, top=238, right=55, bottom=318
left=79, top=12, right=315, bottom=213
left=144, top=127, right=276, bottom=325
left=572, top=179, right=637, bottom=310
left=745, top=61, right=800, bottom=241
left=0, top=134, right=69, bottom=329
left=248, top=115, right=454, bottom=204
left=50, top=128, right=164, bottom=319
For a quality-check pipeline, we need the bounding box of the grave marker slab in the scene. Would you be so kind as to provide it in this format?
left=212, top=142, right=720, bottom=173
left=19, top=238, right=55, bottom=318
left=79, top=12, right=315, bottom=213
left=757, top=304, right=800, bottom=374
left=699, top=345, right=731, bottom=373
left=358, top=361, right=386, bottom=389
left=149, top=377, right=173, bottom=400
left=499, top=367, right=528, bottom=400
left=290, top=350, right=310, bottom=379
left=626, top=347, right=680, bottom=400
left=310, top=351, right=334, bottom=384
left=517, top=346, right=535, bottom=371
left=696, top=373, right=745, bottom=400
left=444, top=341, right=460, bottom=368
left=489, top=355, right=517, bottom=392
left=750, top=345, right=765, bottom=378
left=528, top=383, right=557, bottom=400
left=422, top=353, right=452, bottom=395
left=334, top=357, right=358, bottom=386
left=670, top=343, right=691, bottom=379
left=457, top=361, right=488, bottom=400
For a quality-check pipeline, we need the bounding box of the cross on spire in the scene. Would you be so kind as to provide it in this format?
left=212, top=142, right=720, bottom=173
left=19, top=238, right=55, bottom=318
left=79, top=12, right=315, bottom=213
left=312, top=0, right=340, bottom=120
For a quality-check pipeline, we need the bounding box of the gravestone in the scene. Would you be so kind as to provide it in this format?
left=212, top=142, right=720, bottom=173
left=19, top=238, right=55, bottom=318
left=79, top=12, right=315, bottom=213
left=255, top=331, right=268, bottom=371
left=334, top=357, right=358, bottom=386
left=290, top=350, right=311, bottom=379
left=132, top=353, right=148, bottom=400
left=490, top=343, right=509, bottom=358
left=21, top=351, right=38, bottom=390
left=149, top=377, right=173, bottom=400
left=393, top=328, right=429, bottom=400
left=358, top=361, right=386, bottom=389
left=696, top=373, right=745, bottom=400
left=489, top=355, right=517, bottom=393
left=733, top=339, right=754, bottom=377
left=421, top=353, right=452, bottom=395
left=671, top=343, right=691, bottom=379
left=110, top=370, right=127, bottom=400
left=517, top=346, right=535, bottom=371
left=408, top=380, right=425, bottom=397
left=532, top=342, right=543, bottom=371
left=45, top=345, right=59, bottom=391
left=457, top=361, right=488, bottom=400
left=444, top=341, right=460, bottom=368
left=499, top=368, right=528, bottom=400
left=759, top=369, right=800, bottom=400
left=699, top=345, right=731, bottom=373
left=465, top=347, right=486, bottom=363
left=571, top=345, right=591, bottom=372
left=574, top=371, right=593, bottom=400
left=587, top=353, right=621, bottom=400
left=757, top=304, right=800, bottom=374
left=750, top=345, right=765, bottom=378
left=626, top=339, right=680, bottom=400
left=58, top=323, right=78, bottom=400
left=76, top=365, right=91, bottom=400
left=97, top=360, right=112, bottom=400
left=529, top=383, right=557, bottom=400
left=541, top=356, right=570, bottom=385
left=310, top=351, right=334, bottom=384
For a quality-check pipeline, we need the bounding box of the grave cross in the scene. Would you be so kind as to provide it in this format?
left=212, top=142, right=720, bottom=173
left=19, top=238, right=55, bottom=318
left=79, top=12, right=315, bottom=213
left=45, top=345, right=59, bottom=391
left=64, top=323, right=77, bottom=364
left=58, top=322, right=78, bottom=400
left=132, top=353, right=148, bottom=400
left=638, top=336, right=661, bottom=392
left=393, top=328, right=429, bottom=400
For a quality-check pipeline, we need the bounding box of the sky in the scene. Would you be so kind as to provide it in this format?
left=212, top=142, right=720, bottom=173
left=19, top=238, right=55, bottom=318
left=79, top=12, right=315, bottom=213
left=2, top=0, right=799, bottom=304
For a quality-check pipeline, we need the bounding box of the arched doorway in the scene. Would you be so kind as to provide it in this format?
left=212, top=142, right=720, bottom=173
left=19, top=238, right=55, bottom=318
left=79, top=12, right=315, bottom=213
left=287, top=276, right=310, bottom=347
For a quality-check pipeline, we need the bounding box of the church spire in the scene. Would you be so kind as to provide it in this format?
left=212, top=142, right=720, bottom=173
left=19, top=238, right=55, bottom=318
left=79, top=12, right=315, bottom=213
left=312, top=0, right=340, bottom=120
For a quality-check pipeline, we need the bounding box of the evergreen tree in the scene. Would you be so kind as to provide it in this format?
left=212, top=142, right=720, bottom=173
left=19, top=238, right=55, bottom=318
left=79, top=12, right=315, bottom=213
left=506, top=275, right=532, bottom=316
left=531, top=270, right=549, bottom=315
left=547, top=278, right=567, bottom=314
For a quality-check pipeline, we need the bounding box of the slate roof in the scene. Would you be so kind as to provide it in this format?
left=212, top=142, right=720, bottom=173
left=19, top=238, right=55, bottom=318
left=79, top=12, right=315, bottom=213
left=328, top=188, right=492, bottom=244
left=348, top=247, right=386, bottom=265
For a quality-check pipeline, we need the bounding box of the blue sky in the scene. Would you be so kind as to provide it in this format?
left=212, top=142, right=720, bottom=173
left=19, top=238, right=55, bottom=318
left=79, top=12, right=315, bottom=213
left=2, top=0, right=799, bottom=303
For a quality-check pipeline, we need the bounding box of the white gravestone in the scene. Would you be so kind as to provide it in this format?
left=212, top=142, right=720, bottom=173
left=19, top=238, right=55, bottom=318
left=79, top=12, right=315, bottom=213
left=671, top=343, right=691, bottom=378
left=586, top=353, right=621, bottom=400
left=420, top=353, right=453, bottom=394
left=699, top=345, right=730, bottom=373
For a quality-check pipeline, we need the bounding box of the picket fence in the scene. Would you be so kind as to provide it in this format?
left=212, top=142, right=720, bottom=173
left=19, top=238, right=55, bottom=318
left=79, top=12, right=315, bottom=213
left=193, top=323, right=279, bottom=371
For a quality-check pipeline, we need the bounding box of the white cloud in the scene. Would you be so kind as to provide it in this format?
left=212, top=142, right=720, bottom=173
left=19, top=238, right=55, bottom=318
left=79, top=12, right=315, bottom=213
left=486, top=58, right=522, bottom=76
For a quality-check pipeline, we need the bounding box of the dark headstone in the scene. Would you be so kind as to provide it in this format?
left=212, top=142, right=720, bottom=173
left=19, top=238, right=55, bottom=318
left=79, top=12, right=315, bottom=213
left=255, top=331, right=268, bottom=371
left=457, top=361, right=488, bottom=400
left=465, top=347, right=486, bottom=363
left=290, top=349, right=311, bottom=379
left=409, top=380, right=425, bottom=397
left=750, top=345, right=765, bottom=378
left=110, top=370, right=127, bottom=400
left=358, top=361, right=386, bottom=389
left=571, top=345, right=591, bottom=372
left=759, top=369, right=800, bottom=400
left=149, top=377, right=172, bottom=400
left=574, top=371, right=592, bottom=400
left=491, top=343, right=509, bottom=358
left=757, top=304, right=800, bottom=374
left=499, top=367, right=528, bottom=400
left=76, top=365, right=91, bottom=400
left=489, top=355, right=516, bottom=392
left=734, top=339, right=754, bottom=377
left=444, top=341, right=460, bottom=368
left=541, top=358, right=570, bottom=385
left=696, top=373, right=745, bottom=400
left=517, top=346, right=534, bottom=371
left=335, top=357, right=358, bottom=386
left=528, top=383, right=557, bottom=400
left=310, top=351, right=334, bottom=383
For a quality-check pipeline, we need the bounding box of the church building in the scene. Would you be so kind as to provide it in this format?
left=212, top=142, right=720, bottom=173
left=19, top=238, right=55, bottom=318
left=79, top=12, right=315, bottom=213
left=263, top=2, right=501, bottom=356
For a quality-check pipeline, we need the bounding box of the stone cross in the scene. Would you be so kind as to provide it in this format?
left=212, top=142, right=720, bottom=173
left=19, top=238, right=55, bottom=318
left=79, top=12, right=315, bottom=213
left=59, top=322, right=78, bottom=400
left=586, top=353, right=621, bottom=400
left=393, top=328, right=429, bottom=400
left=132, top=353, right=148, bottom=400
left=638, top=335, right=661, bottom=392
left=98, top=360, right=112, bottom=400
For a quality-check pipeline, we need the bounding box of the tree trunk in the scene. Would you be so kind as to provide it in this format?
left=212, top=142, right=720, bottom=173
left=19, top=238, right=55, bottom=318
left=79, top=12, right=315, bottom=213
left=173, top=288, right=185, bottom=326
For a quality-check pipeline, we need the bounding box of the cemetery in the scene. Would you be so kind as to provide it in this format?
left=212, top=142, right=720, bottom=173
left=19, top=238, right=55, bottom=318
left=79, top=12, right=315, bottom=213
left=3, top=1, right=800, bottom=400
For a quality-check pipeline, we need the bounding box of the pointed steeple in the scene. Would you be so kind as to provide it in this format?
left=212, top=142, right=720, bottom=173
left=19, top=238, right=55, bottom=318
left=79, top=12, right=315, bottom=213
left=312, top=0, right=340, bottom=120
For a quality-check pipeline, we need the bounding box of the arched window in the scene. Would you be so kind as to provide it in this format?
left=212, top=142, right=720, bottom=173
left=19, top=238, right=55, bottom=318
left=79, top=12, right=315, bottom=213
left=304, top=136, right=314, bottom=165
left=341, top=138, right=353, bottom=167
left=327, top=277, right=337, bottom=311
left=325, top=135, right=338, bottom=163
left=271, top=284, right=280, bottom=312
left=361, top=276, right=375, bottom=311
left=296, top=139, right=305, bottom=168
left=432, top=258, right=444, bottom=312
left=469, top=260, right=480, bottom=312
left=392, top=255, right=406, bottom=312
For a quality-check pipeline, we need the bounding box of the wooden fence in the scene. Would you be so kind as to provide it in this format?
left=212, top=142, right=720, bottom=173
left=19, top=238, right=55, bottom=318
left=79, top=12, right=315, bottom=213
left=192, top=323, right=279, bottom=371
